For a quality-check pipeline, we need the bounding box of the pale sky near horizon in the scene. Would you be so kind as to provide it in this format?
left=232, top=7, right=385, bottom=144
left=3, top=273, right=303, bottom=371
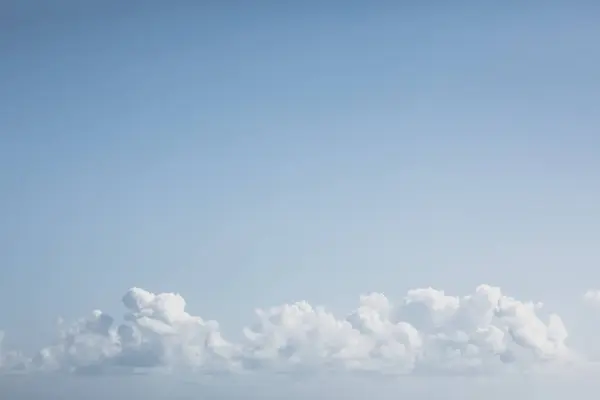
left=2, top=1, right=600, bottom=397
left=3, top=373, right=599, bottom=400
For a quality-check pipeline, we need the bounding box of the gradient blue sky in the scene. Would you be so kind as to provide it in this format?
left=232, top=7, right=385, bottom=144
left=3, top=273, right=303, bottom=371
left=1, top=1, right=599, bottom=353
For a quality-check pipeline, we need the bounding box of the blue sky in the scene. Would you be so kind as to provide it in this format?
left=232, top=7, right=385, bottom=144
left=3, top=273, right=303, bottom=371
left=1, top=0, right=600, bottom=369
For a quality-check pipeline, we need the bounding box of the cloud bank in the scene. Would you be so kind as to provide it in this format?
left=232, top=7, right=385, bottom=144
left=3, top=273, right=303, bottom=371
left=0, top=284, right=596, bottom=376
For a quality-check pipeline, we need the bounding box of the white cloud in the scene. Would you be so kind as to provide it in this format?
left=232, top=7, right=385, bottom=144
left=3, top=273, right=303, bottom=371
left=0, top=284, right=594, bottom=376
left=583, top=290, right=600, bottom=306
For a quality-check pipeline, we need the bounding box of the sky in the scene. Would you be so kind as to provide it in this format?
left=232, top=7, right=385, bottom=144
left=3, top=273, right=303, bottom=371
left=1, top=1, right=600, bottom=398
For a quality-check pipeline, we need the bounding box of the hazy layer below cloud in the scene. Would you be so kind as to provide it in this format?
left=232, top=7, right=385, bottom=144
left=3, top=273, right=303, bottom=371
left=2, top=373, right=600, bottom=400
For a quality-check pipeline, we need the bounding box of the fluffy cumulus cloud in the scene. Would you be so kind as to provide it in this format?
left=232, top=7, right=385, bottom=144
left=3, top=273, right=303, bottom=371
left=0, top=284, right=594, bottom=376
left=21, top=288, right=239, bottom=375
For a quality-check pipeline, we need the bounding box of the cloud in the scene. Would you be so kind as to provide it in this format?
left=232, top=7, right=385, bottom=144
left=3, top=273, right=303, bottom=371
left=583, top=290, right=600, bottom=307
left=0, top=284, right=591, bottom=376
left=26, top=288, right=238, bottom=375
left=0, top=330, right=28, bottom=372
